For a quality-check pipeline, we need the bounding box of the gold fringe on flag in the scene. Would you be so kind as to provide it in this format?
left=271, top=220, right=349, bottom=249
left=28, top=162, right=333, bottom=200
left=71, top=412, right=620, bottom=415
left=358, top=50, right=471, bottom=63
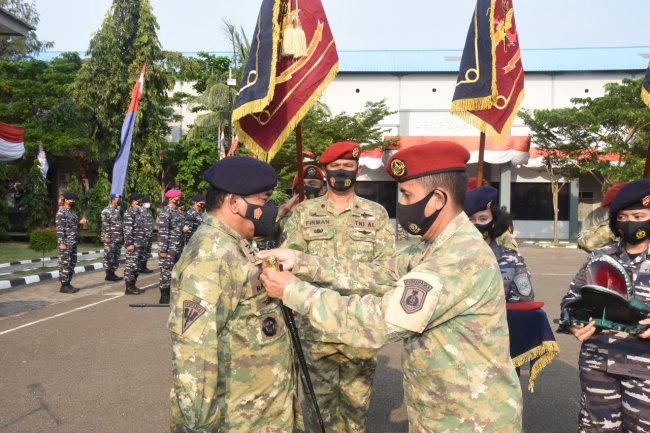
left=511, top=340, right=560, bottom=392
left=642, top=86, right=650, bottom=109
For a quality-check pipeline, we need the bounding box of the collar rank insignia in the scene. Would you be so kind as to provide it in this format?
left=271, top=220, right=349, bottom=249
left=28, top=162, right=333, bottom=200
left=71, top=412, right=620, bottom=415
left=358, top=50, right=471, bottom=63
left=400, top=279, right=433, bottom=314
left=182, top=300, right=206, bottom=334
left=390, top=159, right=406, bottom=178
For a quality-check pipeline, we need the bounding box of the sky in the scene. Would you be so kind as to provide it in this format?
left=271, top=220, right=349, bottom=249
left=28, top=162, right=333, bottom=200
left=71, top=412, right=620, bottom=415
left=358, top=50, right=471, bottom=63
left=34, top=0, right=649, bottom=54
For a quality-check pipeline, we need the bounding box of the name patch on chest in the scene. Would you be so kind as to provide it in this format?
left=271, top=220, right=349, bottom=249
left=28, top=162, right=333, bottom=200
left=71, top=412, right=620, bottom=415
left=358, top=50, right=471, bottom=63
left=304, top=217, right=330, bottom=227
left=352, top=218, right=377, bottom=230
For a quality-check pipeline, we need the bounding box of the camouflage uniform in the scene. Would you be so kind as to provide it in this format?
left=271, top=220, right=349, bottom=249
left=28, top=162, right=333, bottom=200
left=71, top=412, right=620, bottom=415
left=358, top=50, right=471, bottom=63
left=497, top=230, right=519, bottom=251
left=282, top=195, right=395, bottom=433
left=168, top=215, right=298, bottom=432
left=561, top=240, right=650, bottom=432
left=55, top=206, right=80, bottom=284
left=158, top=204, right=184, bottom=291
left=123, top=206, right=145, bottom=283
left=139, top=205, right=154, bottom=271
left=183, top=206, right=204, bottom=245
left=101, top=205, right=122, bottom=273
left=576, top=222, right=616, bottom=253
left=284, top=212, right=523, bottom=433
left=490, top=241, right=534, bottom=302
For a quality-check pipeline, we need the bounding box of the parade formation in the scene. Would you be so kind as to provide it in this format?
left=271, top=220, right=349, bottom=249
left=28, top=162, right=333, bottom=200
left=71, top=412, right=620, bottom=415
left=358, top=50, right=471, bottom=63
left=3, top=0, right=650, bottom=432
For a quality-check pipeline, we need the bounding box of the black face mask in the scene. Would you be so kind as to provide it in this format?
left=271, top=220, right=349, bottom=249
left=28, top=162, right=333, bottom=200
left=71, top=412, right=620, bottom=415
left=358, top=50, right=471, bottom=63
left=295, top=185, right=323, bottom=200
left=474, top=223, right=493, bottom=240
left=397, top=190, right=446, bottom=236
left=615, top=220, right=650, bottom=245
left=326, top=169, right=356, bottom=192
left=68, top=201, right=76, bottom=208
left=243, top=199, right=279, bottom=238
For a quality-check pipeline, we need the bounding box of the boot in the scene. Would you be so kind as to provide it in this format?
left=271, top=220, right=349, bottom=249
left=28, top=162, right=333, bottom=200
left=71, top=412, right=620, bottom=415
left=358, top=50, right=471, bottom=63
left=69, top=284, right=80, bottom=293
left=60, top=283, right=75, bottom=294
left=139, top=266, right=154, bottom=274
left=124, top=281, right=142, bottom=295
left=159, top=288, right=170, bottom=305
left=105, top=271, right=122, bottom=282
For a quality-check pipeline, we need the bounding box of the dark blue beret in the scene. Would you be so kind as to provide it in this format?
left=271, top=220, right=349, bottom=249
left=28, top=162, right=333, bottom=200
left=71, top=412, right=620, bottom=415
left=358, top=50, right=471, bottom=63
left=109, top=193, right=122, bottom=199
left=609, top=179, right=650, bottom=215
left=204, top=156, right=277, bottom=195
left=62, top=192, right=77, bottom=200
left=191, top=194, right=206, bottom=202
left=464, top=186, right=499, bottom=216
left=140, top=196, right=150, bottom=203
left=129, top=192, right=142, bottom=201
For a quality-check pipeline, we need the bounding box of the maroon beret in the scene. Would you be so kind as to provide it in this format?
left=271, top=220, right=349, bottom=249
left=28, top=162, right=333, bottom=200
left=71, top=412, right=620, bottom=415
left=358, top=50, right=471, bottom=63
left=319, top=141, right=360, bottom=165
left=601, top=182, right=627, bottom=208
left=386, top=141, right=470, bottom=182
left=292, top=164, right=326, bottom=190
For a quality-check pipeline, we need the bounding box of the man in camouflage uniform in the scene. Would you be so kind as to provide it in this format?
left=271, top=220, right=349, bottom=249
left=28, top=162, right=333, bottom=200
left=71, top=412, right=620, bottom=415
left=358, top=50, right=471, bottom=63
left=465, top=186, right=534, bottom=302
left=158, top=189, right=184, bottom=304
left=168, top=157, right=298, bottom=433
left=56, top=192, right=87, bottom=293
left=281, top=141, right=395, bottom=433
left=101, top=193, right=123, bottom=282
left=123, top=193, right=144, bottom=295
left=561, top=179, right=650, bottom=433
left=261, top=141, right=523, bottom=433
left=576, top=182, right=626, bottom=253
left=138, top=196, right=154, bottom=274
left=181, top=193, right=205, bottom=245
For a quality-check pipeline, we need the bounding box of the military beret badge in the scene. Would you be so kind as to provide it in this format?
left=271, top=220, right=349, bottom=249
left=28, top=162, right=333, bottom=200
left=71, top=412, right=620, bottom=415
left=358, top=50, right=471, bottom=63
left=390, top=159, right=406, bottom=178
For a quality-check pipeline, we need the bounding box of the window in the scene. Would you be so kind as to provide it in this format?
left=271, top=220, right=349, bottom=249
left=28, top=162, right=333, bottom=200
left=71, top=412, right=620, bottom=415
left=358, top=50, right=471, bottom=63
left=355, top=181, right=397, bottom=218
left=510, top=183, right=569, bottom=220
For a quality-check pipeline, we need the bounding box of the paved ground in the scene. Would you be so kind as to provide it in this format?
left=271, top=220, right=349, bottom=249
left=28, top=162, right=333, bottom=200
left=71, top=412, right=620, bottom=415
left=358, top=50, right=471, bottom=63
left=0, top=246, right=589, bottom=433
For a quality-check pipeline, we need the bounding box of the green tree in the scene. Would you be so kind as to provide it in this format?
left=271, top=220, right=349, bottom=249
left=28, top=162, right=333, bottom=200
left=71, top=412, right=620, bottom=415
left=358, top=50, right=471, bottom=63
left=0, top=164, right=11, bottom=240
left=86, top=169, right=111, bottom=234
left=28, top=228, right=57, bottom=267
left=0, top=0, right=53, bottom=60
left=520, top=77, right=650, bottom=241
left=72, top=0, right=175, bottom=202
left=21, top=159, right=50, bottom=230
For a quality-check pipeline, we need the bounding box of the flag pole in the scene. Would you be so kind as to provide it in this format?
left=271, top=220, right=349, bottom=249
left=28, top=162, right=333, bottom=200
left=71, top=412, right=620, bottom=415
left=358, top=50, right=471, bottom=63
left=476, top=132, right=486, bottom=186
left=295, top=122, right=305, bottom=202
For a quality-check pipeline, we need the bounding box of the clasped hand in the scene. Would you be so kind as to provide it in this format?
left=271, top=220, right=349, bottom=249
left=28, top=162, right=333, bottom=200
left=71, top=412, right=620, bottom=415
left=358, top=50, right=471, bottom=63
left=258, top=248, right=299, bottom=299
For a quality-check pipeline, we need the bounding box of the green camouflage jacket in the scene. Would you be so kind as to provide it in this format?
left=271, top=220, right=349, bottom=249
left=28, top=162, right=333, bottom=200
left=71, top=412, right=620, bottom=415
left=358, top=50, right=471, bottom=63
left=284, top=212, right=523, bottom=432
left=168, top=215, right=297, bottom=433
left=576, top=222, right=616, bottom=253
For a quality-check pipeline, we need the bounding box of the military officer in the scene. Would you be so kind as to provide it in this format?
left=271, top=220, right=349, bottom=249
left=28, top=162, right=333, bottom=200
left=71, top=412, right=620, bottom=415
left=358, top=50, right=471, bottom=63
left=576, top=182, right=626, bottom=253
left=260, top=141, right=523, bottom=433
left=181, top=193, right=205, bottom=244
left=168, top=156, right=298, bottom=433
left=280, top=141, right=394, bottom=433
left=56, top=192, right=87, bottom=293
left=138, top=196, right=154, bottom=274
left=101, top=193, right=123, bottom=282
left=464, top=186, right=534, bottom=302
left=158, top=189, right=184, bottom=304
left=561, top=179, right=650, bottom=432
left=123, top=193, right=144, bottom=295
left=467, top=177, right=518, bottom=250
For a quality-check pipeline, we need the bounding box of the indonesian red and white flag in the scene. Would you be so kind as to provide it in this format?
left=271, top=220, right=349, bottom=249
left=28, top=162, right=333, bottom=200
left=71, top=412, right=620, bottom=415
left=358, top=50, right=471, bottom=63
left=0, top=122, right=25, bottom=161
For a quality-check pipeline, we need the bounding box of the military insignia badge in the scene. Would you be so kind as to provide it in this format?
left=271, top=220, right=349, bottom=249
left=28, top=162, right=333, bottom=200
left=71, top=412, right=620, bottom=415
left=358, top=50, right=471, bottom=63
left=351, top=147, right=359, bottom=158
left=344, top=178, right=352, bottom=187
left=390, top=159, right=406, bottom=178
left=400, top=279, right=433, bottom=314
left=262, top=316, right=278, bottom=337
left=329, top=177, right=336, bottom=187
left=643, top=194, right=650, bottom=207
left=408, top=223, right=421, bottom=234
left=253, top=207, right=263, bottom=220
left=182, top=300, right=206, bottom=334
left=306, top=166, right=317, bottom=177
left=513, top=273, right=532, bottom=296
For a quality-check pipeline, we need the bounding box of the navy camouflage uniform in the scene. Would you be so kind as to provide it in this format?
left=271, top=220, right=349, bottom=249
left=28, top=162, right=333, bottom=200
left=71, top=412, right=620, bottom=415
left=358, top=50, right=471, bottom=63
left=56, top=205, right=80, bottom=285
left=139, top=197, right=154, bottom=272
left=491, top=241, right=534, bottom=302
left=158, top=200, right=184, bottom=292
left=101, top=202, right=123, bottom=275
left=562, top=240, right=650, bottom=432
left=183, top=206, right=204, bottom=244
left=123, top=198, right=145, bottom=285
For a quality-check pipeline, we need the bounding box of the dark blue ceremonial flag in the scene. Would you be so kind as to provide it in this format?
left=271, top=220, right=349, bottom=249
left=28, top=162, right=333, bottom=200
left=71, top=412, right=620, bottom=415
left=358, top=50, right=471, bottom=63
left=642, top=63, right=650, bottom=109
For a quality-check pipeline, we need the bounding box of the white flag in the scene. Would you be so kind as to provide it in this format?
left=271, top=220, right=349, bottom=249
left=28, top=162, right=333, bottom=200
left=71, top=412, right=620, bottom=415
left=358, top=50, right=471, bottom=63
left=37, top=144, right=49, bottom=178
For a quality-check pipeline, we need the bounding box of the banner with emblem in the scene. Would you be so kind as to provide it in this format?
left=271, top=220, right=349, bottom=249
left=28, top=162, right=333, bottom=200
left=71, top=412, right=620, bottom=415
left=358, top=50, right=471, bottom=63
left=642, top=62, right=650, bottom=109
left=232, top=0, right=339, bottom=162
left=450, top=0, right=525, bottom=142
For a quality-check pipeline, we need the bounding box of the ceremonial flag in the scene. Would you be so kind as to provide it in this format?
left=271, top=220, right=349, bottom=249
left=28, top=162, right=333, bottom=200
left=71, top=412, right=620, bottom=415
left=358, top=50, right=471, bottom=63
left=0, top=122, right=25, bottom=161
left=451, top=0, right=525, bottom=142
left=232, top=0, right=339, bottom=161
left=227, top=132, right=239, bottom=157
left=219, top=125, right=226, bottom=159
left=111, top=64, right=146, bottom=196
left=37, top=144, right=49, bottom=178
left=642, top=63, right=650, bottom=109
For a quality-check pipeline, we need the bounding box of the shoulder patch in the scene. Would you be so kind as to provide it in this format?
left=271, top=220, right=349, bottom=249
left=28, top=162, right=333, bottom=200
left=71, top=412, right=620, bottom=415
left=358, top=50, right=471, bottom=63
left=182, top=300, right=206, bottom=334
left=513, top=273, right=533, bottom=297
left=385, top=271, right=442, bottom=333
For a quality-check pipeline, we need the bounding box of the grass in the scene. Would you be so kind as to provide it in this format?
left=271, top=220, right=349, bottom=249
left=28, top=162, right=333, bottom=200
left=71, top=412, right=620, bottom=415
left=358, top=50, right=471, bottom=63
left=0, top=242, right=100, bottom=264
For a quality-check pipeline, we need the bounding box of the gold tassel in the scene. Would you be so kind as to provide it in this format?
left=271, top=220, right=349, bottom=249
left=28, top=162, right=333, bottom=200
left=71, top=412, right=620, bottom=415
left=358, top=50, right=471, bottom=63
left=280, top=0, right=296, bottom=58
left=291, top=7, right=307, bottom=59
left=280, top=1, right=307, bottom=59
